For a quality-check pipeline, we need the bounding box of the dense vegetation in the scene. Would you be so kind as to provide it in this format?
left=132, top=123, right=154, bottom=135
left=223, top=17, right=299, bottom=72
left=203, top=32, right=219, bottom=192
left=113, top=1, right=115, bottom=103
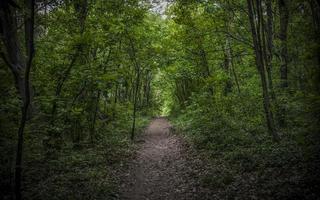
left=0, top=0, right=319, bottom=199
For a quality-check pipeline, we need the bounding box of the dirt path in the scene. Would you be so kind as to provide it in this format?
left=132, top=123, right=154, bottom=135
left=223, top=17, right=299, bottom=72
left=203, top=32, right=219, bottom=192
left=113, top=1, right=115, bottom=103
left=120, top=117, right=210, bottom=200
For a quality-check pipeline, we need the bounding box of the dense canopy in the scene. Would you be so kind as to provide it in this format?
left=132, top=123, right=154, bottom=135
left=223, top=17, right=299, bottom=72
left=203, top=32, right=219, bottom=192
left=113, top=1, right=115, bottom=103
left=0, top=0, right=319, bottom=199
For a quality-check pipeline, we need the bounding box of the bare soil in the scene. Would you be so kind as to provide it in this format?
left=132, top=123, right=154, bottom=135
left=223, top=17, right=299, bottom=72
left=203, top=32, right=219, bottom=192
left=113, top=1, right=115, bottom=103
left=120, top=117, right=211, bottom=200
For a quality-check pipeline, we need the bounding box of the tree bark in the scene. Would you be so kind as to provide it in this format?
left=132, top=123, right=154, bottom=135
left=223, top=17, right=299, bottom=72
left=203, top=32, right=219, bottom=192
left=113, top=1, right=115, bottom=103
left=309, top=0, right=320, bottom=92
left=265, top=0, right=276, bottom=102
left=127, top=34, right=141, bottom=140
left=278, top=0, right=289, bottom=127
left=223, top=37, right=233, bottom=95
left=0, top=1, right=28, bottom=104
left=247, top=0, right=280, bottom=142
left=131, top=67, right=140, bottom=140
left=0, top=1, right=35, bottom=199
left=279, top=0, right=289, bottom=89
left=230, top=47, right=241, bottom=94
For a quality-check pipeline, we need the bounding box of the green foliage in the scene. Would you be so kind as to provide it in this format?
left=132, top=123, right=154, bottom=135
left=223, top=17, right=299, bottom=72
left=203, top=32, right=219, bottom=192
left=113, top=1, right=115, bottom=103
left=1, top=0, right=158, bottom=199
left=158, top=0, right=320, bottom=198
left=1, top=0, right=319, bottom=199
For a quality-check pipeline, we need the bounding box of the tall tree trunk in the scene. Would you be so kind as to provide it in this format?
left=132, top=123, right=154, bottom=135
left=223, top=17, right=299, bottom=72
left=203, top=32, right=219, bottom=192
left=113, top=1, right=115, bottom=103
left=279, top=0, right=289, bottom=88
left=230, top=47, right=241, bottom=94
left=127, top=34, right=141, bottom=140
left=247, top=0, right=280, bottom=141
left=51, top=50, right=80, bottom=120
left=145, top=71, right=151, bottom=106
left=51, top=0, right=88, bottom=122
left=223, top=7, right=233, bottom=95
left=309, top=0, right=320, bottom=92
left=0, top=2, right=28, bottom=105
left=278, top=0, right=289, bottom=127
left=0, top=1, right=35, bottom=199
left=265, top=0, right=276, bottom=102
left=223, top=36, right=233, bottom=95
left=131, top=67, right=140, bottom=140
left=113, top=83, right=118, bottom=119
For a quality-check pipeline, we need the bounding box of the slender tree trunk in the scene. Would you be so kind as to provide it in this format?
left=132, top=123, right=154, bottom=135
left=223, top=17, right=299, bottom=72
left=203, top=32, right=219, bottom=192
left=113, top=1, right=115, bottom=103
left=230, top=47, right=241, bottom=94
left=113, top=84, right=118, bottom=119
left=0, top=2, right=29, bottom=106
left=51, top=51, right=80, bottom=120
left=223, top=37, right=233, bottom=95
left=51, top=0, right=88, bottom=122
left=127, top=34, right=141, bottom=140
left=279, top=0, right=289, bottom=89
left=223, top=5, right=240, bottom=94
left=131, top=67, right=140, bottom=140
left=0, top=1, right=35, bottom=199
left=247, top=0, right=280, bottom=141
left=278, top=0, right=289, bottom=127
left=223, top=9, right=233, bottom=95
left=309, top=0, right=320, bottom=92
left=265, top=0, right=277, bottom=102
left=145, top=71, right=151, bottom=106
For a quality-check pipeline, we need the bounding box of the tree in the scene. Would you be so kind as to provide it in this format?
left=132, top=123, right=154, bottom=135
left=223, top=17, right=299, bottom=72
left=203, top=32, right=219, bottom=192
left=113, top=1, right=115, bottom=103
left=278, top=0, right=290, bottom=127
left=0, top=0, right=35, bottom=199
left=247, top=0, right=279, bottom=141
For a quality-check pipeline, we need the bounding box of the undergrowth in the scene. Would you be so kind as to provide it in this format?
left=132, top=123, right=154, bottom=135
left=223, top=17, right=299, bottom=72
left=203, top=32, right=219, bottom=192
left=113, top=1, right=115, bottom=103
left=0, top=114, right=151, bottom=200
left=171, top=92, right=320, bottom=199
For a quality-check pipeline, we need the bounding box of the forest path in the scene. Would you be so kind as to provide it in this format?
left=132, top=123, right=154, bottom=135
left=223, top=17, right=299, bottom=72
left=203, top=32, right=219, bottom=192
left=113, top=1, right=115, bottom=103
left=120, top=117, right=210, bottom=200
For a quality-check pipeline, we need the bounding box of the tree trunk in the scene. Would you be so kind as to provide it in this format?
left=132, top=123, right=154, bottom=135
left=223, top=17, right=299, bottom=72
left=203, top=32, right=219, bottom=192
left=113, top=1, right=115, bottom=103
left=0, top=1, right=35, bottom=199
left=51, top=51, right=80, bottom=120
left=223, top=37, right=233, bottom=95
left=131, top=67, right=140, bottom=140
left=51, top=0, right=88, bottom=122
left=309, top=0, right=320, bottom=92
left=0, top=2, right=28, bottom=105
left=230, top=47, right=241, bottom=94
left=278, top=0, right=289, bottom=127
left=265, top=0, right=276, bottom=102
left=247, top=0, right=280, bottom=142
left=279, top=0, right=289, bottom=89
left=127, top=34, right=141, bottom=140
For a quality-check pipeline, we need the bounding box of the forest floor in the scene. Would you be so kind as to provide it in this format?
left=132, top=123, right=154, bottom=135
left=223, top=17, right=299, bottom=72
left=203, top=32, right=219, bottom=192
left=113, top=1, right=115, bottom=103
left=119, top=117, right=212, bottom=200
